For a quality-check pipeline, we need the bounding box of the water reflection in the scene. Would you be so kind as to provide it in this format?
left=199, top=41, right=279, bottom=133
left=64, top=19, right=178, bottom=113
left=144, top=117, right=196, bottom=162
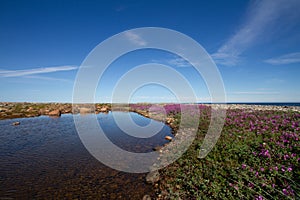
left=0, top=112, right=172, bottom=199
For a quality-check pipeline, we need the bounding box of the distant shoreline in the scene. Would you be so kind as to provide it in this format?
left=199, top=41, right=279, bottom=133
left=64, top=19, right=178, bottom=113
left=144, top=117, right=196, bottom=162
left=0, top=102, right=299, bottom=120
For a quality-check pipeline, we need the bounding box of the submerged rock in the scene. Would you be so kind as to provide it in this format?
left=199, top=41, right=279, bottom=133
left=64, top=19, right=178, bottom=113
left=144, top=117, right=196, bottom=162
left=12, top=121, right=20, bottom=126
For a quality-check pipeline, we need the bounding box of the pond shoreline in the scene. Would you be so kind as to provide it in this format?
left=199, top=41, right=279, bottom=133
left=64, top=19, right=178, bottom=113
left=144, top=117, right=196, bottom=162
left=1, top=102, right=299, bottom=120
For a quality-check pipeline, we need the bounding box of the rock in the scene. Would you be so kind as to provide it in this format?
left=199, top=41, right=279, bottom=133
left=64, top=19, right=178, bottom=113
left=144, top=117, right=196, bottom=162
left=12, top=121, right=20, bottom=126
left=64, top=109, right=72, bottom=113
left=100, top=107, right=109, bottom=112
left=165, top=136, right=172, bottom=141
left=80, top=107, right=92, bottom=114
left=48, top=109, right=61, bottom=117
left=0, top=108, right=8, bottom=112
left=40, top=109, right=50, bottom=115
left=142, top=194, right=151, bottom=200
left=166, top=117, right=174, bottom=124
left=146, top=170, right=160, bottom=184
left=11, top=113, right=24, bottom=118
left=25, top=113, right=37, bottom=117
left=153, top=146, right=162, bottom=151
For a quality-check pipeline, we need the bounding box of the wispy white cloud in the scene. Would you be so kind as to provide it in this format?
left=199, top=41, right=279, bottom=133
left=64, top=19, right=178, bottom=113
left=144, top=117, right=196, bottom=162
left=231, top=91, right=279, bottom=95
left=264, top=52, right=300, bottom=65
left=167, top=57, right=191, bottom=67
left=124, top=31, right=147, bottom=46
left=212, top=0, right=300, bottom=66
left=0, top=65, right=78, bottom=77
left=151, top=56, right=195, bottom=68
left=24, top=75, right=74, bottom=83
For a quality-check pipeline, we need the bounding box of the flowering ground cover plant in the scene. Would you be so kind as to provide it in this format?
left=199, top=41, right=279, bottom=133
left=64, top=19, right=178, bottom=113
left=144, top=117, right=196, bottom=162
left=131, top=104, right=300, bottom=199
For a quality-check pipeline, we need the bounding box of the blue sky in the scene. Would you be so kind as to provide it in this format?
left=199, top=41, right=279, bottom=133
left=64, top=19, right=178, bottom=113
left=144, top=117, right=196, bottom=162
left=0, top=0, right=300, bottom=103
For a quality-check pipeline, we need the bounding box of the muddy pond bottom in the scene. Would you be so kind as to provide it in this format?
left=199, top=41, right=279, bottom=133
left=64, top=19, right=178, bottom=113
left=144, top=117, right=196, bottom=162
left=0, top=112, right=172, bottom=199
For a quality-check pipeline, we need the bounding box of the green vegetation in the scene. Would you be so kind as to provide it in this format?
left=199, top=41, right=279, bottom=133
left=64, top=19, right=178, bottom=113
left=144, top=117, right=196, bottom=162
left=131, top=104, right=299, bottom=199
left=160, top=107, right=299, bottom=199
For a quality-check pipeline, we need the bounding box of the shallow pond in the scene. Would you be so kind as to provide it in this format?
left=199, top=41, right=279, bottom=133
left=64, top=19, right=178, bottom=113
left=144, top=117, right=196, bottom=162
left=0, top=112, right=172, bottom=199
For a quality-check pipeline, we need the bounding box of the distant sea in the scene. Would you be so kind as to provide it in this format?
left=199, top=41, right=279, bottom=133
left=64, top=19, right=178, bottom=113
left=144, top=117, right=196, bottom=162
left=201, top=102, right=300, bottom=107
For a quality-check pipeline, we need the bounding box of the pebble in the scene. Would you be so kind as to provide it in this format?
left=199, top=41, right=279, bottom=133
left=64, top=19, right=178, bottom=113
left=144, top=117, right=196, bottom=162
left=142, top=194, right=151, bottom=200
left=165, top=136, right=172, bottom=141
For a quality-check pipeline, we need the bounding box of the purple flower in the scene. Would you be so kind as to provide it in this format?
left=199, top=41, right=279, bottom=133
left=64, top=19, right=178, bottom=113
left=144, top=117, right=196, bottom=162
left=242, top=164, right=246, bottom=169
left=255, top=196, right=263, bottom=200
left=287, top=167, right=292, bottom=172
left=283, top=189, right=288, bottom=196
left=248, top=182, right=254, bottom=189
left=259, top=149, right=271, bottom=158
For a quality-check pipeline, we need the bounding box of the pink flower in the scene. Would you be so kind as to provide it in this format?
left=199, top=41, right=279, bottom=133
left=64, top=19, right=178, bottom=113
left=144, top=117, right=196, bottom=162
left=283, top=189, right=288, bottom=195
left=242, top=164, right=246, bottom=169
left=259, top=149, right=271, bottom=158
left=248, top=182, right=254, bottom=189
left=287, top=167, right=292, bottom=172
left=234, top=185, right=239, bottom=191
left=256, top=196, right=263, bottom=200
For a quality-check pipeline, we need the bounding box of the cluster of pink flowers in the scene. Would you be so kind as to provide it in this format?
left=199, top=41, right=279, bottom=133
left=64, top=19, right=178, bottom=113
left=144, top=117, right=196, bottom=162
left=226, top=109, right=299, bottom=198
left=131, top=104, right=299, bottom=198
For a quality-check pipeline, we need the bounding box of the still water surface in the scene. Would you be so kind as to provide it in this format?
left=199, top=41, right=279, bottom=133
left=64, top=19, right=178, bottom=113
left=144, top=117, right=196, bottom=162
left=0, top=112, right=172, bottom=199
